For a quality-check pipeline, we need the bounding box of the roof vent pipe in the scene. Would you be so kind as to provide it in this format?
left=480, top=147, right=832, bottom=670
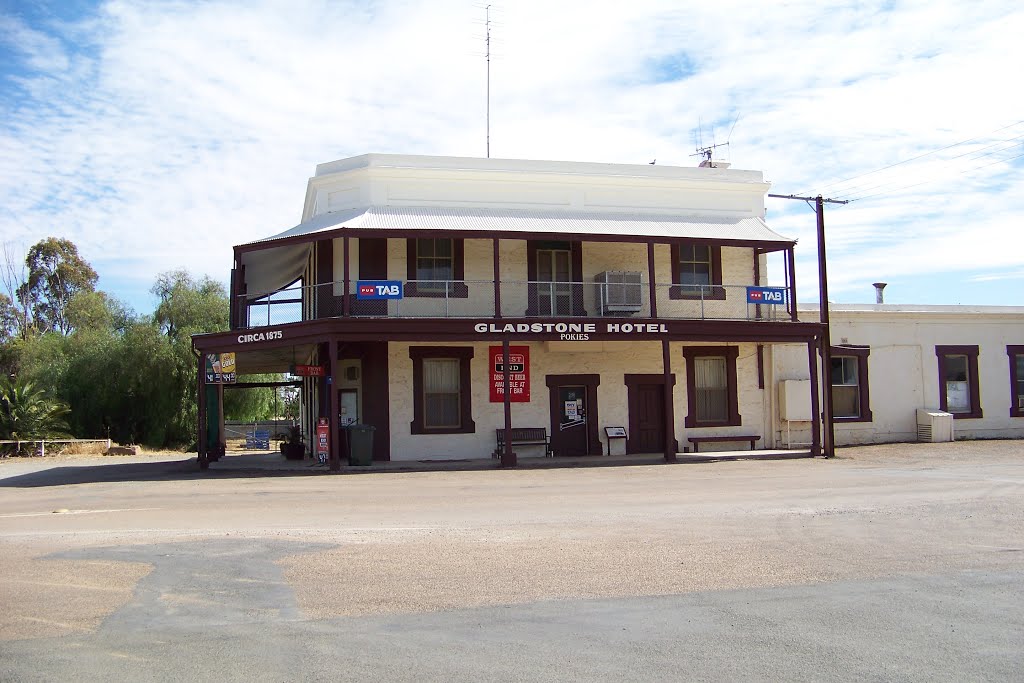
left=872, top=282, right=887, bottom=304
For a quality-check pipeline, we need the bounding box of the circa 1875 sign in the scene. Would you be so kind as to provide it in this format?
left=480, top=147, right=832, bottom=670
left=489, top=345, right=530, bottom=402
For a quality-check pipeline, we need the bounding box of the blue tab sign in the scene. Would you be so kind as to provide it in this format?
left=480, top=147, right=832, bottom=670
left=746, top=286, right=787, bottom=305
left=356, top=280, right=403, bottom=300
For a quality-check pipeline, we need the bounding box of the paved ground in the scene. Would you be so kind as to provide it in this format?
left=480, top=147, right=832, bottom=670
left=0, top=441, right=1022, bottom=681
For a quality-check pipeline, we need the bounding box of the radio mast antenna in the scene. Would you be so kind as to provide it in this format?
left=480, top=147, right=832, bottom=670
left=485, top=4, right=491, bottom=158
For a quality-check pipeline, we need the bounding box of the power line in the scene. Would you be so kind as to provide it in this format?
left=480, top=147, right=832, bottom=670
left=802, top=119, right=1024, bottom=196
left=836, top=138, right=1024, bottom=201
left=848, top=146, right=1024, bottom=203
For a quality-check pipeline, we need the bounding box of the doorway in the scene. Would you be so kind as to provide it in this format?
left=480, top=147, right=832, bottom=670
left=546, top=374, right=601, bottom=457
left=625, top=373, right=677, bottom=455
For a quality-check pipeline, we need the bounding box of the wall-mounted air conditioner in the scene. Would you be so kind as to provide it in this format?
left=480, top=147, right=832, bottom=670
left=595, top=271, right=642, bottom=315
left=916, top=408, right=954, bottom=442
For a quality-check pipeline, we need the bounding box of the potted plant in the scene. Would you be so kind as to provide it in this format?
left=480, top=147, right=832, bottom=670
left=281, top=424, right=306, bottom=460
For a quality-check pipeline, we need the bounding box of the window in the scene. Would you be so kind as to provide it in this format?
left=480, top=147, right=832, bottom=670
left=409, top=347, right=475, bottom=434
left=683, top=346, right=741, bottom=427
left=405, top=239, right=467, bottom=297
left=671, top=242, right=724, bottom=300
left=536, top=246, right=572, bottom=315
left=416, top=238, right=453, bottom=283
left=1008, top=346, right=1024, bottom=418
left=526, top=240, right=585, bottom=316
left=936, top=345, right=982, bottom=419
left=830, top=346, right=872, bottom=422
left=423, top=359, right=460, bottom=428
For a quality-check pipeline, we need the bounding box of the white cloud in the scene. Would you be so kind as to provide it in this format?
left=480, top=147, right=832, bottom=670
left=1, top=0, right=1022, bottom=311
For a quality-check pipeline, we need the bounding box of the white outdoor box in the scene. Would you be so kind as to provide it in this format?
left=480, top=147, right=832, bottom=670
left=779, top=380, right=812, bottom=421
left=916, top=409, right=954, bottom=442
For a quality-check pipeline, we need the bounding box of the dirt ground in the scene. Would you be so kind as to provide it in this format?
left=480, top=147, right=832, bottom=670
left=0, top=438, right=1021, bottom=643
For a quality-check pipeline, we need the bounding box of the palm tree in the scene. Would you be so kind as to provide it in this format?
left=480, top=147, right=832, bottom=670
left=0, top=377, right=71, bottom=442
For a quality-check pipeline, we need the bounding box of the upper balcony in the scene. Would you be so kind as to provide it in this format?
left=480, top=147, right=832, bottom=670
left=237, top=277, right=795, bottom=329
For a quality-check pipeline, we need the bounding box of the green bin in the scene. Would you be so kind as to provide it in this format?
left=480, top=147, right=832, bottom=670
left=346, top=424, right=376, bottom=466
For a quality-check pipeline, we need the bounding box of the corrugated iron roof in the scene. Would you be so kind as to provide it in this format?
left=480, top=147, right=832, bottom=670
left=242, top=206, right=794, bottom=247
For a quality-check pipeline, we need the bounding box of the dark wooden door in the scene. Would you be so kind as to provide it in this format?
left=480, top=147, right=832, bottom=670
left=633, top=384, right=665, bottom=453
left=552, top=385, right=588, bottom=456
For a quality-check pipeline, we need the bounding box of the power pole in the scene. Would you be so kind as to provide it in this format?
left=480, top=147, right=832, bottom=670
left=768, top=193, right=848, bottom=458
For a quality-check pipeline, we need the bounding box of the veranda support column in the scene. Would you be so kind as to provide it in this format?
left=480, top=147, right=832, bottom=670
left=501, top=340, right=516, bottom=467
left=662, top=339, right=676, bottom=462
left=329, top=338, right=341, bottom=471
left=493, top=238, right=502, bottom=318
left=807, top=339, right=821, bottom=457
left=647, top=242, right=658, bottom=318
left=197, top=352, right=207, bottom=469
left=342, top=237, right=350, bottom=317
left=787, top=246, right=798, bottom=322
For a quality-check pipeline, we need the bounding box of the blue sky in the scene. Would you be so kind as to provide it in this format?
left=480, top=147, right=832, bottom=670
left=1, top=0, right=1022, bottom=315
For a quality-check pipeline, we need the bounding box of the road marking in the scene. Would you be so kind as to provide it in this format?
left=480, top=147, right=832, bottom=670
left=0, top=507, right=162, bottom=518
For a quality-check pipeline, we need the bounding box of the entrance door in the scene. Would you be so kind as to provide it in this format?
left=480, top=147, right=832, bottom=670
left=552, top=385, right=588, bottom=456
left=633, top=384, right=665, bottom=453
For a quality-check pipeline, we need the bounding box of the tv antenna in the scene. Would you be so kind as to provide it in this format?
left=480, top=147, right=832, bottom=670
left=690, top=113, right=740, bottom=163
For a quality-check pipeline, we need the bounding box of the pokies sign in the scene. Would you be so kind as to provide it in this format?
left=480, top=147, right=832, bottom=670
left=489, top=345, right=530, bottom=403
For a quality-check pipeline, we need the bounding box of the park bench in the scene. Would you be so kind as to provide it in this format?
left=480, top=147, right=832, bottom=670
left=687, top=435, right=761, bottom=453
left=493, top=427, right=553, bottom=458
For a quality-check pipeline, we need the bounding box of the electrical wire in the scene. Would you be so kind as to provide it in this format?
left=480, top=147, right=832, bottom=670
left=837, top=138, right=1024, bottom=201
left=799, top=119, right=1024, bottom=197
left=847, top=146, right=1024, bottom=203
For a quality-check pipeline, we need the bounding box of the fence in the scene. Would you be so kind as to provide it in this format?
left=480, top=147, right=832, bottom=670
left=0, top=438, right=112, bottom=457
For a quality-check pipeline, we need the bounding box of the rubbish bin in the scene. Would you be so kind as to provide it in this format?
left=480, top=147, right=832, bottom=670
left=346, top=424, right=375, bottom=466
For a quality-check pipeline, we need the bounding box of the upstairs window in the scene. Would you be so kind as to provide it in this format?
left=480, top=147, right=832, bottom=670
left=405, top=239, right=467, bottom=298
left=671, top=242, right=724, bottom=300
left=415, top=238, right=453, bottom=283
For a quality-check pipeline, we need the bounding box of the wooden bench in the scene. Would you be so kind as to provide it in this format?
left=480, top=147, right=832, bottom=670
left=493, top=428, right=553, bottom=458
left=688, top=435, right=761, bottom=453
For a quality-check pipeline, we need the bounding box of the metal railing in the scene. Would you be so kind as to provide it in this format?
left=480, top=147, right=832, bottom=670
left=237, top=280, right=792, bottom=328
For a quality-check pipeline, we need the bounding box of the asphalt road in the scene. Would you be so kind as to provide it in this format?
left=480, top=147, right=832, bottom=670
left=0, top=441, right=1022, bottom=681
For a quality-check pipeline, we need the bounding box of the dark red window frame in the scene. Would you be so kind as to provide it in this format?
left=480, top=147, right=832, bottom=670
left=935, top=345, right=983, bottom=419
left=670, top=242, right=725, bottom=300
left=1008, top=345, right=1024, bottom=418
left=830, top=345, right=872, bottom=423
left=405, top=238, right=468, bottom=298
left=682, top=346, right=741, bottom=428
left=409, top=346, right=475, bottom=434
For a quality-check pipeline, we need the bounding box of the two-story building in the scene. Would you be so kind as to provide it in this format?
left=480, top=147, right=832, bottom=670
left=192, top=153, right=829, bottom=469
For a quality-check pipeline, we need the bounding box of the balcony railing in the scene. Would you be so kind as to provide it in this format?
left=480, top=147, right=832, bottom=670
left=237, top=279, right=793, bottom=329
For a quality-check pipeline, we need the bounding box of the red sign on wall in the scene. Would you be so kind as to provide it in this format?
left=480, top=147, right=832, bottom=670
left=292, top=364, right=325, bottom=377
left=489, top=345, right=530, bottom=402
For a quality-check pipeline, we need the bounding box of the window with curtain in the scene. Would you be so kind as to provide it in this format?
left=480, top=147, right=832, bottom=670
left=423, top=358, right=461, bottom=429
left=694, top=356, right=728, bottom=422
left=831, top=356, right=860, bottom=418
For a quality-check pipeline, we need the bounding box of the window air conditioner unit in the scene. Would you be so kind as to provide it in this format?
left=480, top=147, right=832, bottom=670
left=916, top=408, right=954, bottom=443
left=595, top=271, right=643, bottom=315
